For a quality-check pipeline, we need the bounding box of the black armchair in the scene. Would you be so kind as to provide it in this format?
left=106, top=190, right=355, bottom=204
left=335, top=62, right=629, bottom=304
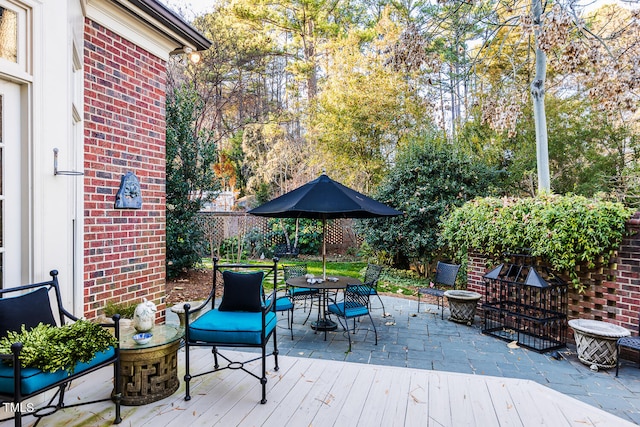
left=349, top=264, right=384, bottom=314
left=183, top=258, right=280, bottom=404
left=327, top=284, right=378, bottom=352
left=417, top=262, right=461, bottom=319
left=284, top=264, right=318, bottom=321
left=0, top=270, right=121, bottom=427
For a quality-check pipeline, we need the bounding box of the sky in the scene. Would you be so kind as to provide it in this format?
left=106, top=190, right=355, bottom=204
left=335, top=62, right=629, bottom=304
left=162, top=0, right=632, bottom=20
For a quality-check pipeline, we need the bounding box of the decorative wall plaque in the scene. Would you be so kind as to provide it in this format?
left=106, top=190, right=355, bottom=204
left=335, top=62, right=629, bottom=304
left=115, top=172, right=142, bottom=209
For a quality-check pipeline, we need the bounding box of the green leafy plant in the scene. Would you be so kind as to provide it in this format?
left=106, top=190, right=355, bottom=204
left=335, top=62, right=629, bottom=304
left=440, top=194, right=634, bottom=290
left=104, top=300, right=136, bottom=319
left=0, top=320, right=117, bottom=373
left=357, top=137, right=499, bottom=273
left=166, top=85, right=220, bottom=278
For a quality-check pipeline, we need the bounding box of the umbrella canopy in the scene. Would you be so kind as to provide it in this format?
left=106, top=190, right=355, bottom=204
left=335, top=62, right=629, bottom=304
left=248, top=173, right=402, bottom=278
left=248, top=173, right=403, bottom=219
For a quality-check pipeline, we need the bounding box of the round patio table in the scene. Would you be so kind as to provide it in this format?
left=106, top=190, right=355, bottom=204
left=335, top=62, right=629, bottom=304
left=286, top=275, right=360, bottom=332
left=568, top=319, right=630, bottom=369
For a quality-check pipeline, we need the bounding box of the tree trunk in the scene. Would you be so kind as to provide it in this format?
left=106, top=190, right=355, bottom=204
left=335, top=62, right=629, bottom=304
left=531, top=0, right=551, bottom=192
left=306, top=19, right=317, bottom=100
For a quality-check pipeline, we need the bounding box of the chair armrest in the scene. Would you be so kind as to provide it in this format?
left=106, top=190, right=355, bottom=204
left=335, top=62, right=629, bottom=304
left=263, top=288, right=277, bottom=312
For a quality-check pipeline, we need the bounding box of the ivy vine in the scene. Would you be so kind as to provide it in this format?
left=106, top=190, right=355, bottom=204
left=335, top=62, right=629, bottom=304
left=440, top=194, right=634, bottom=290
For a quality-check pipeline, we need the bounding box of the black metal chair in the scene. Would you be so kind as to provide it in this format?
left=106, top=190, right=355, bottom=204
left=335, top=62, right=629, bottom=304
left=0, top=271, right=122, bottom=427
left=270, top=284, right=295, bottom=340
left=417, top=261, right=461, bottom=319
left=284, top=264, right=318, bottom=317
left=327, top=284, right=378, bottom=352
left=349, top=264, right=385, bottom=314
left=183, top=258, right=279, bottom=404
left=616, top=314, right=640, bottom=377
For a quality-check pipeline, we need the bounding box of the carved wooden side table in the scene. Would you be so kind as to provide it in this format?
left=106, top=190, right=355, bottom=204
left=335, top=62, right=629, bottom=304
left=119, top=324, right=184, bottom=405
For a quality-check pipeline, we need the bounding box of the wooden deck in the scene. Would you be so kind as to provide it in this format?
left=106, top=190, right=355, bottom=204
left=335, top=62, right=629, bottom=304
left=1, top=347, right=634, bottom=427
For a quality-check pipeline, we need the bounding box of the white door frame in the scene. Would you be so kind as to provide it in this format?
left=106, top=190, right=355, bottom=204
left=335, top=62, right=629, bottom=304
left=0, top=79, right=23, bottom=289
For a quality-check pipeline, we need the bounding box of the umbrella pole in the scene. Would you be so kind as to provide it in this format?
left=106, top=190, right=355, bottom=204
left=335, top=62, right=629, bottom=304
left=322, top=219, right=327, bottom=280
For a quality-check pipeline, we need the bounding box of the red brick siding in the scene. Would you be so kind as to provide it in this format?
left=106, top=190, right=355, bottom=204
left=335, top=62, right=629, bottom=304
left=467, top=212, right=640, bottom=337
left=83, top=19, right=166, bottom=321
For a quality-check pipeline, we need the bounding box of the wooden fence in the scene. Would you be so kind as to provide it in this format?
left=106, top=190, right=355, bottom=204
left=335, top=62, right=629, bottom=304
left=196, top=212, right=363, bottom=254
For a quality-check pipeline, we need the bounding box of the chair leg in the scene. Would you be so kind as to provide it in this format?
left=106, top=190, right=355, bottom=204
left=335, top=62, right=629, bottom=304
left=260, top=345, right=267, bottom=404
left=375, top=292, right=386, bottom=315
left=616, top=344, right=620, bottom=377
left=302, top=297, right=315, bottom=325
left=368, top=312, right=378, bottom=346
left=213, top=346, right=219, bottom=369
left=184, top=343, right=192, bottom=401
left=417, top=292, right=421, bottom=313
left=439, top=296, right=444, bottom=320
left=289, top=308, right=294, bottom=340
left=112, top=355, right=122, bottom=424
left=273, top=328, right=279, bottom=371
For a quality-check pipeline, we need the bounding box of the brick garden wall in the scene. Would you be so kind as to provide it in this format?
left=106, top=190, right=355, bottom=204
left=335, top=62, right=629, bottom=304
left=83, top=20, right=167, bottom=321
left=467, top=212, right=640, bottom=334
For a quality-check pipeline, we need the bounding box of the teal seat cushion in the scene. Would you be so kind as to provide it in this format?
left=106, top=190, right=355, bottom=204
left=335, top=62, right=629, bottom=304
left=268, top=297, right=293, bottom=312
left=327, top=302, right=369, bottom=319
left=188, top=310, right=277, bottom=345
left=0, top=347, right=115, bottom=396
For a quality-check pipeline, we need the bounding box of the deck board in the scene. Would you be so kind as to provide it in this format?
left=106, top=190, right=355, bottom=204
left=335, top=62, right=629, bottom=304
left=427, top=370, right=451, bottom=426
left=404, top=370, right=429, bottom=426
left=1, top=348, right=635, bottom=427
left=483, top=377, right=525, bottom=426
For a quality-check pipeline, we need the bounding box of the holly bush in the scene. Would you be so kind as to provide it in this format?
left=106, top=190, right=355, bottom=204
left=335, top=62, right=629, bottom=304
left=440, top=194, right=634, bottom=290
left=357, top=138, right=499, bottom=272
left=166, top=85, right=220, bottom=278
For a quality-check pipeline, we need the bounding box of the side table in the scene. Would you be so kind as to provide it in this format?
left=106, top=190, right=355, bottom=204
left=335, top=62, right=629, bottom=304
left=119, top=324, right=184, bottom=405
left=568, top=319, right=630, bottom=369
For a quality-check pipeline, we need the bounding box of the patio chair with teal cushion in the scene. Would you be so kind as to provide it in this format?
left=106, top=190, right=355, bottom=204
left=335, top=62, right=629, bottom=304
left=349, top=264, right=385, bottom=314
left=183, top=258, right=279, bottom=404
left=417, top=261, right=461, bottom=319
left=0, top=270, right=122, bottom=427
left=268, top=285, right=295, bottom=340
left=284, top=264, right=318, bottom=321
left=327, top=284, right=378, bottom=352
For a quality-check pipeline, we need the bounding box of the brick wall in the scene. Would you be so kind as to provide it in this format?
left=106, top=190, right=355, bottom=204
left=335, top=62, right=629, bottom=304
left=83, top=19, right=166, bottom=321
left=467, top=212, right=640, bottom=334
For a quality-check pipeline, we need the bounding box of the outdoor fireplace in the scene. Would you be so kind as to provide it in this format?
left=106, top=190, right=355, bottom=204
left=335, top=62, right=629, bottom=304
left=482, top=254, right=568, bottom=353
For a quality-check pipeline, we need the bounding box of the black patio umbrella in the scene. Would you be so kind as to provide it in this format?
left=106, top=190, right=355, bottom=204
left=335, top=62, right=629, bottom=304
left=248, top=173, right=403, bottom=278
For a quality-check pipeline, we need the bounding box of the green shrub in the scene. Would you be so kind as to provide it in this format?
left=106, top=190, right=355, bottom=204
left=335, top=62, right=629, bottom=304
left=357, top=138, right=499, bottom=272
left=104, top=300, right=136, bottom=319
left=440, top=194, right=634, bottom=290
left=166, top=85, right=220, bottom=278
